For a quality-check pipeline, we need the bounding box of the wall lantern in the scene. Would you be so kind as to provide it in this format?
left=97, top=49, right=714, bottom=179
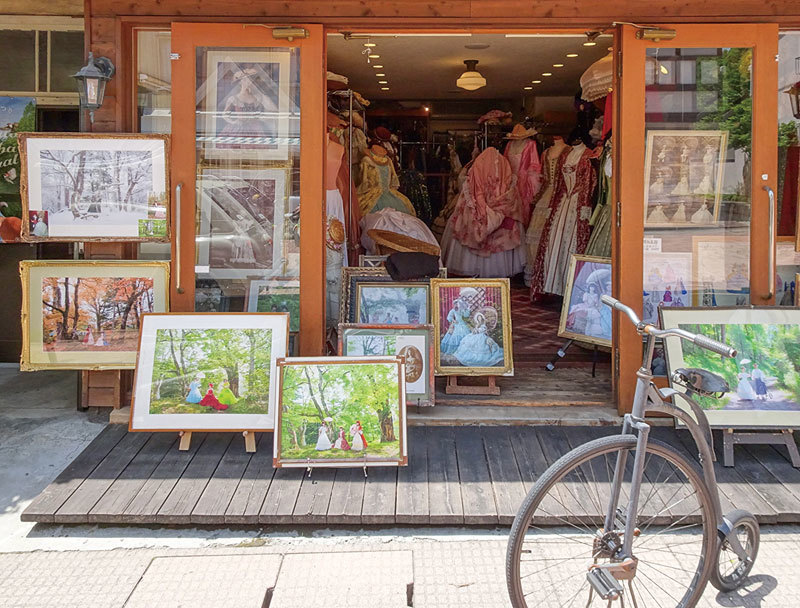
left=73, top=52, right=116, bottom=123
left=787, top=81, right=800, bottom=119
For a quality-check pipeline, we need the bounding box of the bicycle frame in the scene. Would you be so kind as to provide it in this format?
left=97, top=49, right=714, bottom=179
left=603, top=331, right=727, bottom=560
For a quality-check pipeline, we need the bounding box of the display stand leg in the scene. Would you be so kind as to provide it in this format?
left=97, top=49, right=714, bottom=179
left=178, top=431, right=192, bottom=451
left=722, top=428, right=800, bottom=468
left=591, top=346, right=599, bottom=378
left=242, top=431, right=256, bottom=453
left=445, top=375, right=500, bottom=396
left=545, top=339, right=574, bottom=372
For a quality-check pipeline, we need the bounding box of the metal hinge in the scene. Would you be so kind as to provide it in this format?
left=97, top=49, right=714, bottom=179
left=616, top=201, right=622, bottom=227
left=775, top=54, right=780, bottom=62
left=170, top=52, right=181, bottom=60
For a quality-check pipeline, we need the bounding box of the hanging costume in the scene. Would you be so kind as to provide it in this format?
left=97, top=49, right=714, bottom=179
left=585, top=139, right=613, bottom=258
left=356, top=149, right=416, bottom=216
left=503, top=136, right=542, bottom=225
left=326, top=136, right=348, bottom=329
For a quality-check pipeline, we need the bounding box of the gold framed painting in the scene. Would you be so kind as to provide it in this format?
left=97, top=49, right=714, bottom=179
left=643, top=129, right=728, bottom=227
left=430, top=278, right=514, bottom=376
left=558, top=255, right=612, bottom=347
left=20, top=260, right=170, bottom=370
left=19, top=133, right=171, bottom=242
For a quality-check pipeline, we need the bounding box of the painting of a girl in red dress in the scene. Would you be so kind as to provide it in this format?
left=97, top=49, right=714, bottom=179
left=199, top=382, right=228, bottom=411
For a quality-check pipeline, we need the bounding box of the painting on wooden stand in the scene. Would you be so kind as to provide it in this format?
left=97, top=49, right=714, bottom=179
left=20, top=260, right=170, bottom=370
left=274, top=357, right=407, bottom=467
left=130, top=313, right=289, bottom=432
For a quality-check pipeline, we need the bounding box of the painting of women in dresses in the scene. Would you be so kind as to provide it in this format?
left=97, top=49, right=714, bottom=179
left=432, top=279, right=514, bottom=376
left=559, top=255, right=612, bottom=347
left=203, top=50, right=293, bottom=162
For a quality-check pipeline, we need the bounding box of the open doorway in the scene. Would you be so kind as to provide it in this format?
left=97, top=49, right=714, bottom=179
left=326, top=32, right=615, bottom=410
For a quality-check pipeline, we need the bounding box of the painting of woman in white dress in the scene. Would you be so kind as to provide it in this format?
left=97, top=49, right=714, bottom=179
left=559, top=255, right=612, bottom=346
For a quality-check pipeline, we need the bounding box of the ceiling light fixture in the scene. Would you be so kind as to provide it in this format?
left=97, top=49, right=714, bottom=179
left=456, top=59, right=486, bottom=91
left=524, top=86, right=533, bottom=90
left=553, top=63, right=564, bottom=68
left=531, top=80, right=542, bottom=84
left=368, top=54, right=380, bottom=59
left=363, top=42, right=376, bottom=48
left=378, top=80, right=388, bottom=84
left=566, top=53, right=579, bottom=58
left=542, top=72, right=552, bottom=77
left=372, top=64, right=383, bottom=69
left=375, top=73, right=385, bottom=76
left=381, top=87, right=390, bottom=90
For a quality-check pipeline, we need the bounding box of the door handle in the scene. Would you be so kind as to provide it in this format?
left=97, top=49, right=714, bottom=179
left=175, top=182, right=184, bottom=294
left=763, top=184, right=775, bottom=301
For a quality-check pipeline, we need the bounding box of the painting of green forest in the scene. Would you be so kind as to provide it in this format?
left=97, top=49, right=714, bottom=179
left=278, top=361, right=403, bottom=464
left=678, top=323, right=800, bottom=412
left=148, top=328, right=272, bottom=415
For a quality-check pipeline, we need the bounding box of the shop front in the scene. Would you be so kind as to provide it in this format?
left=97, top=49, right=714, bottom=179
left=81, top=1, right=800, bottom=414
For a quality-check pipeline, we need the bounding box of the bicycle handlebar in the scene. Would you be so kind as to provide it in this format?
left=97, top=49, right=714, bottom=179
left=600, top=295, right=737, bottom=359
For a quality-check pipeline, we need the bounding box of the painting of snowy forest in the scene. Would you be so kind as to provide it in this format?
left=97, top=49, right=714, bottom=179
left=275, top=358, right=406, bottom=467
left=21, top=134, right=169, bottom=240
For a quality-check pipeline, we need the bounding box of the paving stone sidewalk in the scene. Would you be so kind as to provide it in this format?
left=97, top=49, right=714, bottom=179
left=2, top=528, right=800, bottom=607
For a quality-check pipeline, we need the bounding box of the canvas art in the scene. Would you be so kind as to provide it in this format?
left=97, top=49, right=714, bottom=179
left=130, top=313, right=289, bottom=431
left=643, top=130, right=727, bottom=226
left=660, top=306, right=800, bottom=428
left=356, top=283, right=429, bottom=325
left=0, top=96, right=35, bottom=242
left=20, top=133, right=170, bottom=241
left=20, top=260, right=169, bottom=370
left=692, top=235, right=750, bottom=306
left=430, top=278, right=514, bottom=376
left=642, top=252, right=692, bottom=326
left=247, top=278, right=300, bottom=332
left=274, top=357, right=407, bottom=467
left=196, top=167, right=290, bottom=279
left=202, top=49, right=293, bottom=162
left=339, top=324, right=435, bottom=407
left=559, top=255, right=612, bottom=347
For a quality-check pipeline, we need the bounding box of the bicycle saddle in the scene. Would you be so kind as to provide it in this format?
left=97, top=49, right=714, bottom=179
left=672, top=367, right=729, bottom=398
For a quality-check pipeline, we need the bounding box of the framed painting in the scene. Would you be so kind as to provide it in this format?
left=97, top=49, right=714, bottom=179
left=247, top=278, right=300, bottom=332
left=19, top=133, right=170, bottom=242
left=354, top=282, right=430, bottom=325
left=358, top=254, right=388, bottom=267
left=20, top=260, right=170, bottom=371
left=338, top=323, right=435, bottom=407
left=660, top=306, right=800, bottom=429
left=130, top=312, right=289, bottom=432
left=202, top=49, right=292, bottom=163
left=430, top=278, right=514, bottom=376
left=643, top=130, right=727, bottom=227
left=558, top=255, right=612, bottom=347
left=0, top=97, right=35, bottom=243
left=692, top=235, right=750, bottom=306
left=642, top=252, right=693, bottom=326
left=196, top=167, right=290, bottom=279
left=274, top=356, right=407, bottom=468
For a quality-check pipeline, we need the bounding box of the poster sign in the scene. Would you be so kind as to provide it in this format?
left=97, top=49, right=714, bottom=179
left=0, top=97, right=35, bottom=242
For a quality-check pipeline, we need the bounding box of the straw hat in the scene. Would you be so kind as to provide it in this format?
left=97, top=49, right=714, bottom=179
left=505, top=123, right=537, bottom=139
left=367, top=229, right=441, bottom=257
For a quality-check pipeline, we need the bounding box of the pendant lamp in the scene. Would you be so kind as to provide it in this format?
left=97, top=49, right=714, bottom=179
left=457, top=60, right=486, bottom=91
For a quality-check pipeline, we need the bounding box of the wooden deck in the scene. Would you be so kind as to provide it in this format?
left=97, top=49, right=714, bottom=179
left=22, top=425, right=800, bottom=526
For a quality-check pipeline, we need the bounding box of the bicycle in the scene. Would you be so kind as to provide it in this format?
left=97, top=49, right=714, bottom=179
left=506, top=295, right=760, bottom=607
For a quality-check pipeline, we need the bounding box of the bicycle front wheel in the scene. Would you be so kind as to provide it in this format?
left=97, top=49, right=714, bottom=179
left=506, top=434, right=716, bottom=608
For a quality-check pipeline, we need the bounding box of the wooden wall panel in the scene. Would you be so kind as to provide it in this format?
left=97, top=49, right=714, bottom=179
left=87, top=16, right=120, bottom=131
left=0, top=0, right=82, bottom=16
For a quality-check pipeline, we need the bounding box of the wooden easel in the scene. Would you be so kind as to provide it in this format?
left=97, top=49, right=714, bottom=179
left=722, top=428, right=800, bottom=468
left=445, top=375, right=500, bottom=396
left=177, top=430, right=258, bottom=452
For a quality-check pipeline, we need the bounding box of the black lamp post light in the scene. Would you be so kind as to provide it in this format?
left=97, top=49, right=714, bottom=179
left=73, top=52, right=116, bottom=123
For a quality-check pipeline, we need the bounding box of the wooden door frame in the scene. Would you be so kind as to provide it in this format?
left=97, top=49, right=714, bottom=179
left=614, top=23, right=779, bottom=413
left=170, top=22, right=325, bottom=355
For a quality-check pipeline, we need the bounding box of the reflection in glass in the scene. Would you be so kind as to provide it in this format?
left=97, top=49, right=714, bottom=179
left=643, top=48, right=752, bottom=326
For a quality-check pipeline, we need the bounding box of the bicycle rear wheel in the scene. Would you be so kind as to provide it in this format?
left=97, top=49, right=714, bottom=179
left=506, top=434, right=716, bottom=607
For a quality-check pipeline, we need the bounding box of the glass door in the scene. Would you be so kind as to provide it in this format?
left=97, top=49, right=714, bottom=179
left=170, top=23, right=325, bottom=355
left=615, top=24, right=779, bottom=411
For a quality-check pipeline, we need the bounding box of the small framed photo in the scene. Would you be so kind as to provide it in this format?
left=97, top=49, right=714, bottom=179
left=130, top=313, right=290, bottom=432
left=692, top=235, right=750, bottom=306
left=430, top=278, right=514, bottom=376
left=247, top=278, right=299, bottom=332
left=274, top=356, right=407, bottom=468
left=20, top=260, right=170, bottom=370
left=643, top=252, right=692, bottom=326
left=19, top=133, right=170, bottom=242
left=339, top=323, right=435, bottom=407
left=660, top=306, right=800, bottom=429
left=558, top=255, right=612, bottom=347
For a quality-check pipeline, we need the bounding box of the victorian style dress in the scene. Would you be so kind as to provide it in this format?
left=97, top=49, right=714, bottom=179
left=356, top=150, right=416, bottom=217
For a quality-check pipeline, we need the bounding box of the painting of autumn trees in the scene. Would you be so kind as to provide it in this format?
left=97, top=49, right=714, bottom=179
left=42, top=276, right=155, bottom=351
left=278, top=361, right=403, bottom=463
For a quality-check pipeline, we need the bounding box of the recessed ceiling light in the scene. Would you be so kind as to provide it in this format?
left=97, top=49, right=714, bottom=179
left=381, top=87, right=390, bottom=90
left=363, top=42, right=376, bottom=48
left=566, top=53, right=579, bottom=58
left=583, top=41, right=597, bottom=47
left=531, top=80, right=542, bottom=84
left=542, top=72, right=552, bottom=77
left=523, top=86, right=533, bottom=90
left=372, top=64, right=383, bottom=69
left=375, top=73, right=385, bottom=76
left=553, top=63, right=564, bottom=68
left=368, top=54, right=380, bottom=59
left=378, top=80, right=388, bottom=84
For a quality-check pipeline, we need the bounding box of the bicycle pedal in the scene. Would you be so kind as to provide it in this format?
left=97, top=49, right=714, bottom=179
left=587, top=566, right=623, bottom=600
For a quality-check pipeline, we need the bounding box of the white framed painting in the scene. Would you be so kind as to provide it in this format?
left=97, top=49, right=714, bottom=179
left=196, top=167, right=289, bottom=279
left=130, top=312, right=289, bottom=432
left=247, top=278, right=300, bottom=332
left=660, top=306, right=800, bottom=429
left=202, top=49, right=292, bottom=163
left=20, top=133, right=170, bottom=242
